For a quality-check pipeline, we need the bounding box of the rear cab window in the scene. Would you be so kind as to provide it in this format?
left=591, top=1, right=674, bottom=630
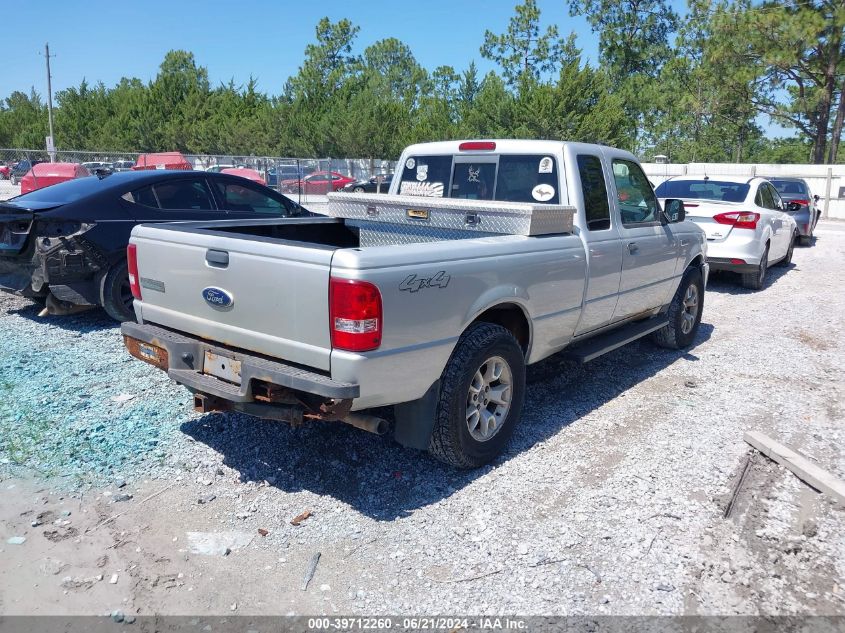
left=397, top=154, right=560, bottom=204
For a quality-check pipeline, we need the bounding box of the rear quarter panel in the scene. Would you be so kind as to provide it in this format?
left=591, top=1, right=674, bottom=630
left=330, top=234, right=587, bottom=409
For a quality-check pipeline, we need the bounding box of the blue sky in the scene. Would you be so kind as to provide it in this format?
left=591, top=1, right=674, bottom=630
left=5, top=0, right=787, bottom=136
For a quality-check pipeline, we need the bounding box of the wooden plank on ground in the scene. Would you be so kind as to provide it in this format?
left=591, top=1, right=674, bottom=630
left=744, top=431, right=845, bottom=504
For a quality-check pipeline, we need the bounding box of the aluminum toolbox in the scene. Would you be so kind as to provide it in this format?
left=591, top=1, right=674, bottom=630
left=325, top=193, right=575, bottom=237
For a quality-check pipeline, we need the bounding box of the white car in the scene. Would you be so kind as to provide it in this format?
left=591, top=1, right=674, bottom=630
left=655, top=176, right=797, bottom=290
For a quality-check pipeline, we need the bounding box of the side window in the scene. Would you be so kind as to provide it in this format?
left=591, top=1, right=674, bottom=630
left=153, top=180, right=215, bottom=211
left=577, top=155, right=611, bottom=231
left=125, top=185, right=159, bottom=208
left=612, top=159, right=658, bottom=226
left=759, top=184, right=775, bottom=210
left=768, top=184, right=783, bottom=210
left=215, top=181, right=290, bottom=215
left=754, top=187, right=763, bottom=207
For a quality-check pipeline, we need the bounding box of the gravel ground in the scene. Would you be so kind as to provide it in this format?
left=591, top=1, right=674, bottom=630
left=1, top=221, right=844, bottom=616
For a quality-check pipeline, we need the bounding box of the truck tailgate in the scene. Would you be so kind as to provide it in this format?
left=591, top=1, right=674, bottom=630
left=131, top=223, right=334, bottom=372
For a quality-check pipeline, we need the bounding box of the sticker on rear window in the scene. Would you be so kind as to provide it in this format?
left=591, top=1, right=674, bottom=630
left=416, top=164, right=429, bottom=181
left=405, top=157, right=416, bottom=170
left=539, top=157, right=554, bottom=173
left=532, top=184, right=555, bottom=202
left=400, top=181, right=444, bottom=197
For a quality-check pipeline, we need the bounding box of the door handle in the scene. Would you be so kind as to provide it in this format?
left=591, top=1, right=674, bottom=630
left=627, top=242, right=639, bottom=254
left=680, top=239, right=690, bottom=247
left=206, top=249, right=229, bottom=268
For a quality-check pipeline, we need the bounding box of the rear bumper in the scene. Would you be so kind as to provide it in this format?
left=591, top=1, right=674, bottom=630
left=0, top=255, right=38, bottom=294
left=705, top=235, right=763, bottom=268
left=707, top=257, right=759, bottom=274
left=121, top=321, right=359, bottom=401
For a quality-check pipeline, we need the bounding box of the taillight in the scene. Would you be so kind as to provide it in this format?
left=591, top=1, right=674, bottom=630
left=127, top=243, right=141, bottom=300
left=791, top=199, right=809, bottom=206
left=713, top=211, right=760, bottom=230
left=330, top=278, right=382, bottom=352
left=458, top=141, right=496, bottom=151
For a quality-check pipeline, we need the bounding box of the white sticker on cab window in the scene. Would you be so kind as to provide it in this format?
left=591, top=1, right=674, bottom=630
left=405, top=157, right=416, bottom=170
left=415, top=164, right=429, bottom=181
left=400, top=181, right=444, bottom=197
left=531, top=184, right=555, bottom=202
left=539, top=157, right=553, bottom=173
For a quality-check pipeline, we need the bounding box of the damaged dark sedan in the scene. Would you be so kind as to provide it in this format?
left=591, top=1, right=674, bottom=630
left=0, top=170, right=309, bottom=321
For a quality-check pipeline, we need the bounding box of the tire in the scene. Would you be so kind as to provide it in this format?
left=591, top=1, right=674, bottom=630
left=778, top=232, right=796, bottom=266
left=741, top=244, right=769, bottom=290
left=353, top=186, right=365, bottom=193
left=652, top=266, right=704, bottom=350
left=799, top=234, right=812, bottom=246
left=100, top=260, right=136, bottom=322
left=428, top=323, right=526, bottom=469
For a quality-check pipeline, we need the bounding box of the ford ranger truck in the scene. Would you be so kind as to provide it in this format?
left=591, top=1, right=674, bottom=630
left=120, top=140, right=708, bottom=468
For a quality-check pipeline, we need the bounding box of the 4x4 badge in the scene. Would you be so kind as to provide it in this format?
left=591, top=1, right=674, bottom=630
left=399, top=271, right=450, bottom=293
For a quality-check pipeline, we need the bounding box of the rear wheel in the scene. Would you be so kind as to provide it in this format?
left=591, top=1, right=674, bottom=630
left=100, top=260, right=136, bottom=322
left=353, top=186, right=365, bottom=193
left=652, top=266, right=703, bottom=350
left=428, top=323, right=526, bottom=469
left=799, top=234, right=812, bottom=246
left=741, top=244, right=769, bottom=290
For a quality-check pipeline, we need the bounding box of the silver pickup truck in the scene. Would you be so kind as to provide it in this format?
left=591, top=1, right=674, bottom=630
left=121, top=140, right=708, bottom=468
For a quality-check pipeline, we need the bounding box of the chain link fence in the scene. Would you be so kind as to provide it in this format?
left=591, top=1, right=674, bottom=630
left=0, top=148, right=397, bottom=208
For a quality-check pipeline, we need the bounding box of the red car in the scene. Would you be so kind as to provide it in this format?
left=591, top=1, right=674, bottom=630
left=0, top=164, right=10, bottom=179
left=20, top=162, right=91, bottom=194
left=280, top=171, right=354, bottom=194
left=220, top=167, right=266, bottom=185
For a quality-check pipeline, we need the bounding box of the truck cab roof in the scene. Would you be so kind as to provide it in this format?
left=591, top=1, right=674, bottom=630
left=400, top=139, right=639, bottom=162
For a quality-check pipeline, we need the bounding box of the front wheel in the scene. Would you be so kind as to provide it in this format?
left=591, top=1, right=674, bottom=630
left=652, top=266, right=704, bottom=350
left=778, top=232, right=796, bottom=266
left=353, top=186, right=365, bottom=193
left=428, top=323, right=526, bottom=469
left=100, top=260, right=136, bottom=322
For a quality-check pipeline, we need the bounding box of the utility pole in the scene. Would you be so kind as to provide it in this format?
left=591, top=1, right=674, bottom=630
left=44, top=43, right=56, bottom=161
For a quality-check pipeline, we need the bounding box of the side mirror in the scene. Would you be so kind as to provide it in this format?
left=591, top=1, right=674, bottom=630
left=813, top=194, right=820, bottom=202
left=663, top=198, right=685, bottom=223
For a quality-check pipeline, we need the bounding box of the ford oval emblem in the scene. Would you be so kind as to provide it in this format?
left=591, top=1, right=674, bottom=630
left=202, top=287, right=233, bottom=308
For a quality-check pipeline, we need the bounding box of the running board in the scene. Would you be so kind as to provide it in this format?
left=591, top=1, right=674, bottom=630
left=563, top=316, right=669, bottom=364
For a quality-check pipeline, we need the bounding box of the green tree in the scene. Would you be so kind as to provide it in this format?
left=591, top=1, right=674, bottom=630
left=480, top=0, right=568, bottom=87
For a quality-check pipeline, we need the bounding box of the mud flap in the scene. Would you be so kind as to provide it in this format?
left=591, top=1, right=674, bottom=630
left=393, top=380, right=441, bottom=450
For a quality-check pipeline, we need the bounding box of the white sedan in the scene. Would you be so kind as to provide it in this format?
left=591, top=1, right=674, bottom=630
left=655, top=176, right=797, bottom=290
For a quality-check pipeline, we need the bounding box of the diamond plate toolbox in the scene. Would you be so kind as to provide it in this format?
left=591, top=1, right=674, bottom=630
left=326, top=193, right=575, bottom=237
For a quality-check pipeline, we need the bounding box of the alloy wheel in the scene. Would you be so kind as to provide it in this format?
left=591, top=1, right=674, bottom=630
left=466, top=356, right=513, bottom=442
left=681, top=284, right=699, bottom=335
